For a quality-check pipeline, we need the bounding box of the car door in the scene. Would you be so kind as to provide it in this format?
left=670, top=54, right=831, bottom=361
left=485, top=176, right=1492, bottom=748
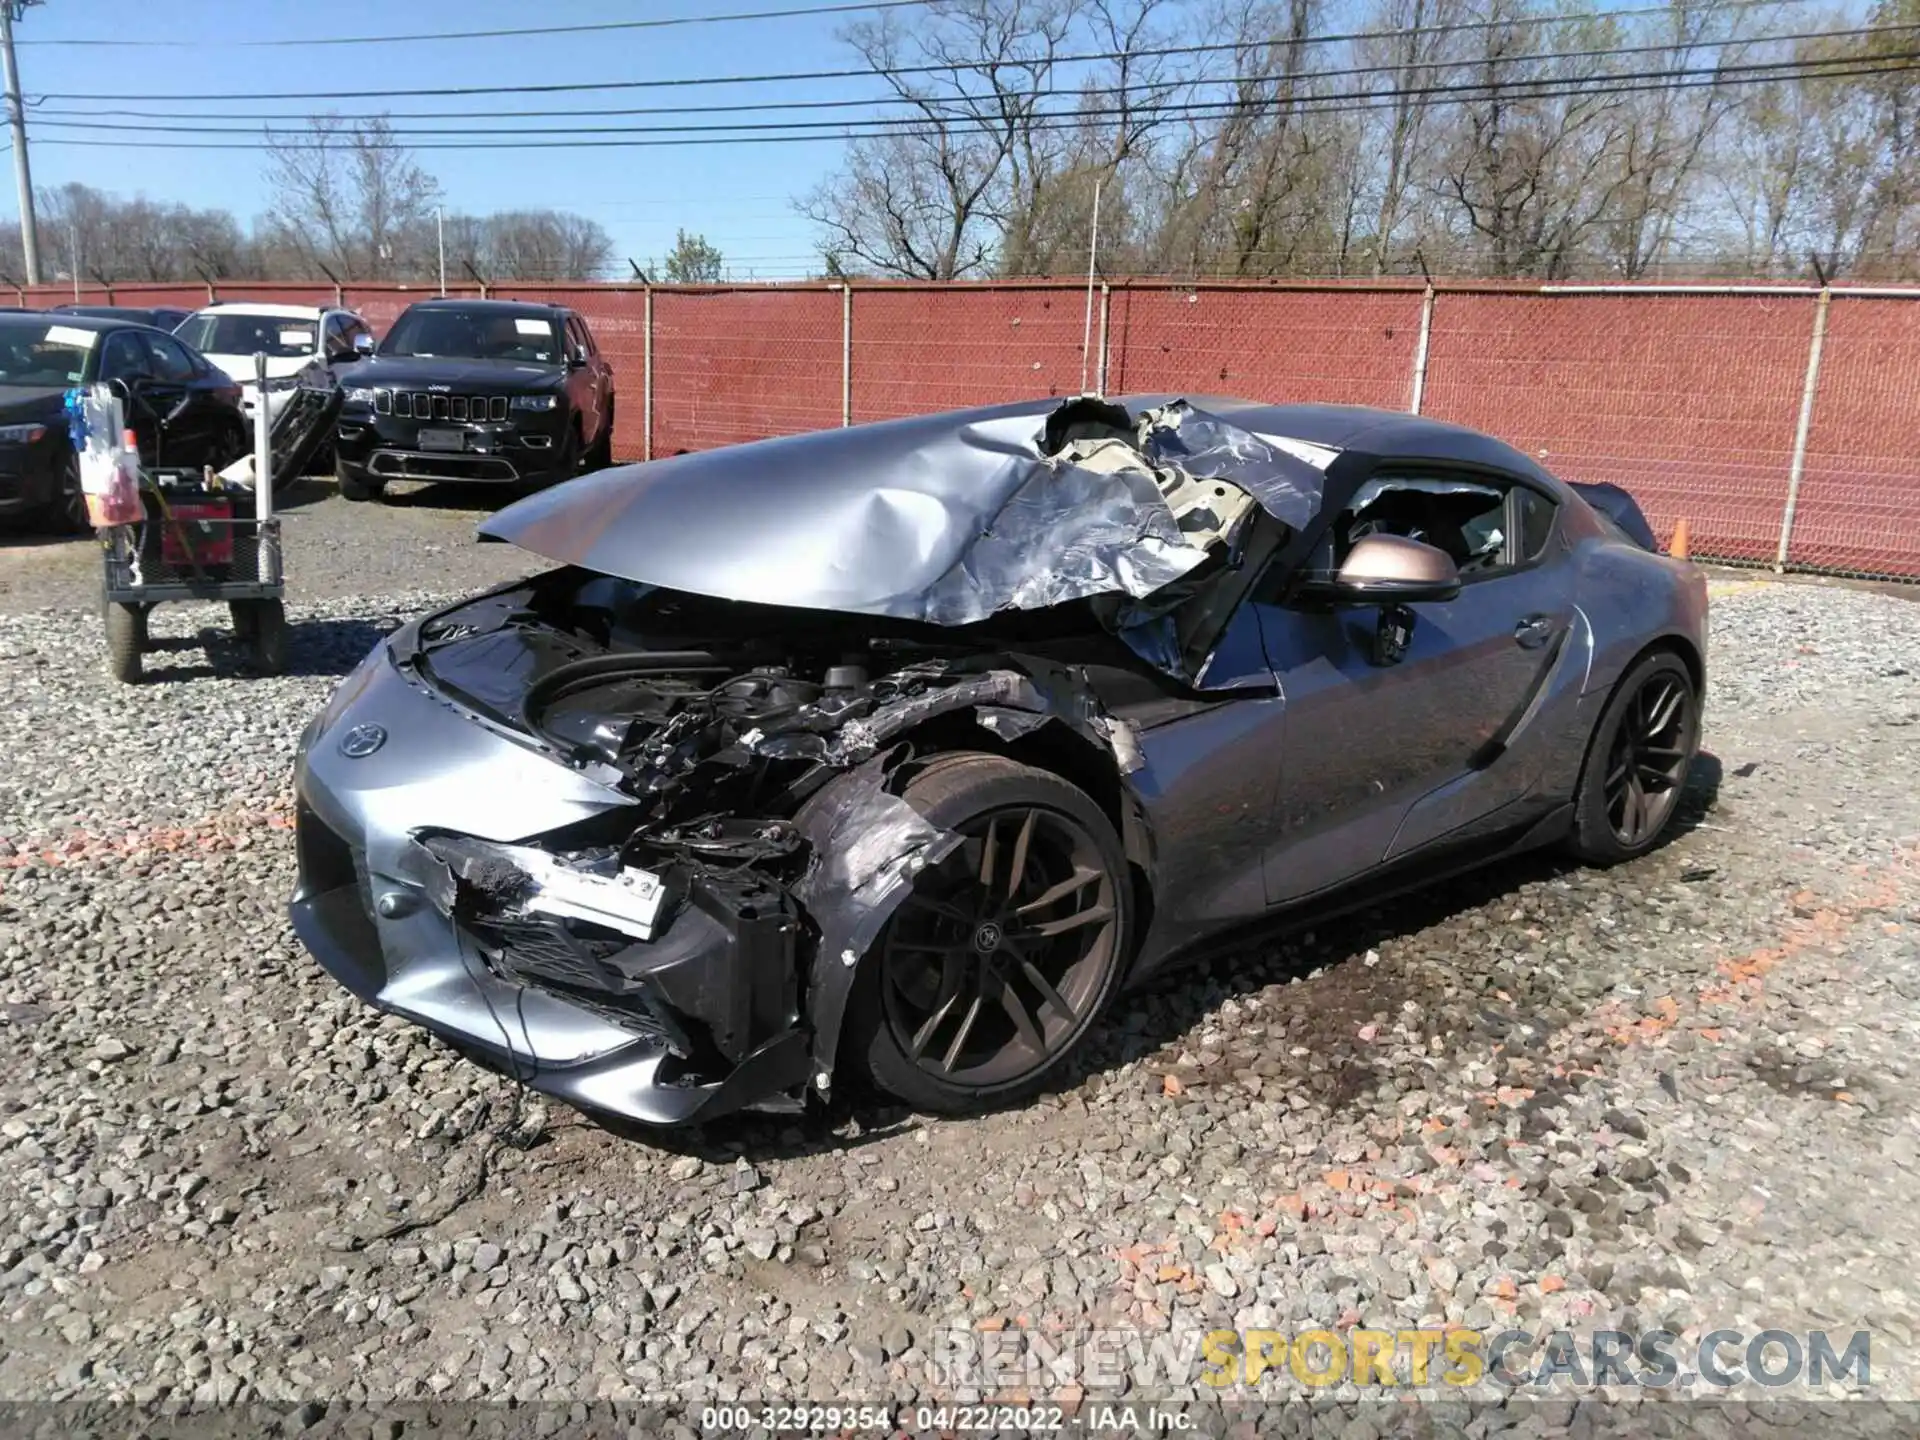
left=1254, top=466, right=1578, bottom=905
left=563, top=315, right=603, bottom=444
left=145, top=331, right=224, bottom=463
left=96, top=330, right=168, bottom=465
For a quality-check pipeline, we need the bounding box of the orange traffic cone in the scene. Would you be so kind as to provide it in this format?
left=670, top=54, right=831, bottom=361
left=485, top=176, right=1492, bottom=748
left=1667, top=517, right=1691, bottom=560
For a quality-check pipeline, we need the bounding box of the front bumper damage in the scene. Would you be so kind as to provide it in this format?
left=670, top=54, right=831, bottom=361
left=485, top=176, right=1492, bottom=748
left=291, top=640, right=1100, bottom=1125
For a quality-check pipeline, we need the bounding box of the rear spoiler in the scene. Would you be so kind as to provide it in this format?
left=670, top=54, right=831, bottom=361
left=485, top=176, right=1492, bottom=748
left=1569, top=480, right=1657, bottom=552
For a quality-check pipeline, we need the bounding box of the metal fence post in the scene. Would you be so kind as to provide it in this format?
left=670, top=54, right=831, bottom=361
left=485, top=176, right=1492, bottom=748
left=642, top=284, right=654, bottom=462
left=1409, top=282, right=1435, bottom=414
left=1775, top=285, right=1831, bottom=571
left=1097, top=282, right=1111, bottom=394
left=840, top=282, right=852, bottom=426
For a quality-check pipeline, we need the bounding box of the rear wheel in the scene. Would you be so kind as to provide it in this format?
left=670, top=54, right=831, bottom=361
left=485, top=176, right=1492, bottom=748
left=1567, top=650, right=1699, bottom=864
left=244, top=598, right=288, bottom=675
left=843, top=754, right=1132, bottom=1113
left=104, top=601, right=145, bottom=683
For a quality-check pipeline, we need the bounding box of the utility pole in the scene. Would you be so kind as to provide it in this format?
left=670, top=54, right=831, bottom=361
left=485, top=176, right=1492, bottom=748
left=0, top=1, right=42, bottom=286
left=436, top=204, right=446, bottom=296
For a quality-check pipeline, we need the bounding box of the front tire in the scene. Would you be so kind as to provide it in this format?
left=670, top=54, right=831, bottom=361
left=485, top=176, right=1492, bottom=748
left=39, top=449, right=87, bottom=535
left=839, top=754, right=1132, bottom=1114
left=336, top=459, right=384, bottom=503
left=585, top=404, right=615, bottom=471
left=1566, top=650, right=1699, bottom=864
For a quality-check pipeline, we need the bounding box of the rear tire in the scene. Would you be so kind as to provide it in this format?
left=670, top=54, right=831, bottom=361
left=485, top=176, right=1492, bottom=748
left=336, top=460, right=384, bottom=503
left=832, top=753, right=1132, bottom=1114
left=246, top=598, right=288, bottom=676
left=1566, top=650, right=1699, bottom=865
left=105, top=602, right=145, bottom=684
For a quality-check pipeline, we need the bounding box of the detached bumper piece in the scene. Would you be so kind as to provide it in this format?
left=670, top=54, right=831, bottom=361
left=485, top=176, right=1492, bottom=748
left=290, top=806, right=811, bottom=1126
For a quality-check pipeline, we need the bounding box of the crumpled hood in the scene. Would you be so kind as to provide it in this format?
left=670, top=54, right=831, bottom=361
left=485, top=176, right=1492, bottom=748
left=481, top=395, right=1329, bottom=628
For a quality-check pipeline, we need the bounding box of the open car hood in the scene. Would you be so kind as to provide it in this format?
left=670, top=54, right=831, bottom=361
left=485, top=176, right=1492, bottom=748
left=481, top=395, right=1331, bottom=630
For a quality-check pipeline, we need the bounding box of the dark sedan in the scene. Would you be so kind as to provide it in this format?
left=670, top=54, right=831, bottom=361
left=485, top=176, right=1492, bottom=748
left=50, top=304, right=196, bottom=332
left=0, top=312, right=248, bottom=531
left=290, top=396, right=1706, bottom=1125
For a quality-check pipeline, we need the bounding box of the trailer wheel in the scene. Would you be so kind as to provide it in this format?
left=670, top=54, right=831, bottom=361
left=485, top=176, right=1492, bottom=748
left=247, top=599, right=289, bottom=675
left=105, top=602, right=145, bottom=684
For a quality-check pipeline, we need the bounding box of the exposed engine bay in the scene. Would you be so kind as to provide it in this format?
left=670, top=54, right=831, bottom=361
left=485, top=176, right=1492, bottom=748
left=383, top=558, right=1177, bottom=1096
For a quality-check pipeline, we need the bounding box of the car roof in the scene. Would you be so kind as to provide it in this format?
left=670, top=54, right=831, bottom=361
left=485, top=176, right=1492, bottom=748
left=1, top=311, right=131, bottom=333
left=1158, top=397, right=1563, bottom=488
left=194, top=302, right=328, bottom=320
left=402, top=297, right=567, bottom=318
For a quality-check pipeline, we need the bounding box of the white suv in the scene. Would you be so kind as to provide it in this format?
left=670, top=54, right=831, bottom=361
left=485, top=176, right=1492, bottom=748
left=174, top=303, right=375, bottom=424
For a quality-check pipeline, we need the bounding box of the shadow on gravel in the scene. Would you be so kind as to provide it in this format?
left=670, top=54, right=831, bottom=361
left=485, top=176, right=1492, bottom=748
left=0, top=528, right=86, bottom=552
left=568, top=750, right=1729, bottom=1163
left=379, top=480, right=519, bottom=514
left=132, top=616, right=389, bottom=684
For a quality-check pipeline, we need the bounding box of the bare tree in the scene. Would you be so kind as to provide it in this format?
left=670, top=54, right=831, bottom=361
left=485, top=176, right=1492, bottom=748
left=262, top=114, right=442, bottom=280
left=798, top=0, right=1080, bottom=278
left=482, top=210, right=615, bottom=279
left=30, top=182, right=243, bottom=283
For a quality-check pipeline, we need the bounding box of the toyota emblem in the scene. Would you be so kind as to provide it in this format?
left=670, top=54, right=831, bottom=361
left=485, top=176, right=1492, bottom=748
left=339, top=723, right=388, bottom=758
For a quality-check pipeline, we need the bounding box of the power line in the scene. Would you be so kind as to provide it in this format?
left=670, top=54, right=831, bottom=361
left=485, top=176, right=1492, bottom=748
left=28, top=22, right=1913, bottom=140
left=26, top=0, right=1831, bottom=103
left=29, top=53, right=1916, bottom=150
left=26, top=19, right=1909, bottom=129
left=13, top=0, right=935, bottom=48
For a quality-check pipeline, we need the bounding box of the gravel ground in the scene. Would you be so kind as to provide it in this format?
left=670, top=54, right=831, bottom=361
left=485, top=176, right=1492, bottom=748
left=1, top=496, right=1917, bottom=1433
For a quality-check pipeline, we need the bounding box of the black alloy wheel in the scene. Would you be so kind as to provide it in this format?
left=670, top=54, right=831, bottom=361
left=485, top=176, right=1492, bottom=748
left=49, top=449, right=87, bottom=534
left=847, top=754, right=1132, bottom=1112
left=1569, top=650, right=1698, bottom=863
left=1604, top=669, right=1692, bottom=845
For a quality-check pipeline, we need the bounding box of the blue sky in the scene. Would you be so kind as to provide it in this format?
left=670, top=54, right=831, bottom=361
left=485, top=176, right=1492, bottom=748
left=2, top=0, right=892, bottom=276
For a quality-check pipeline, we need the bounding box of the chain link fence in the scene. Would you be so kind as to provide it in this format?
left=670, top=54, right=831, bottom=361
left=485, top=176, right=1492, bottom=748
left=13, top=276, right=1917, bottom=580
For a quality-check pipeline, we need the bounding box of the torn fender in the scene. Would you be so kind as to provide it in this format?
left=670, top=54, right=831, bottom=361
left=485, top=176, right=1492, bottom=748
left=790, top=756, right=964, bottom=1087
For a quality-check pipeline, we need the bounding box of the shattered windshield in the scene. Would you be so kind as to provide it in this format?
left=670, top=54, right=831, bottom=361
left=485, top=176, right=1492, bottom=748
left=381, top=307, right=559, bottom=363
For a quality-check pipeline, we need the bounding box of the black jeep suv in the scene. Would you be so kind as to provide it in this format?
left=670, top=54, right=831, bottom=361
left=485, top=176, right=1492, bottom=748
left=333, top=299, right=616, bottom=502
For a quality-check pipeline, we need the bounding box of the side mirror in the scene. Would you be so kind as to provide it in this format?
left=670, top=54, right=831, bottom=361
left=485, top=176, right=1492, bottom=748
left=1307, top=534, right=1462, bottom=605
left=325, top=346, right=359, bottom=364
left=566, top=345, right=589, bottom=369
left=353, top=333, right=376, bottom=357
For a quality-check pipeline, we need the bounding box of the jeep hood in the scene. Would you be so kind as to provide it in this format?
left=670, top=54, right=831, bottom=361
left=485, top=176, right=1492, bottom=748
left=480, top=395, right=1330, bottom=629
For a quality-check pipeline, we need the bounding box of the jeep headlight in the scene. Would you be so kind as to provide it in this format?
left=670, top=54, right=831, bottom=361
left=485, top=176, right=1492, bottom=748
left=0, top=423, right=46, bottom=444
left=344, top=386, right=376, bottom=405
left=510, top=394, right=558, bottom=412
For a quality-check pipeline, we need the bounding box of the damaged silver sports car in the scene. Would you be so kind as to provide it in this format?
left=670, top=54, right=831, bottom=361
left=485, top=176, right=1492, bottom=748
left=291, top=395, right=1706, bottom=1124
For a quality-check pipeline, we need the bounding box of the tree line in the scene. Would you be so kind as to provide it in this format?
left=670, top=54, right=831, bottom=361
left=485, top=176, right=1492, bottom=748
left=0, top=116, right=617, bottom=287
left=799, top=0, right=1920, bottom=281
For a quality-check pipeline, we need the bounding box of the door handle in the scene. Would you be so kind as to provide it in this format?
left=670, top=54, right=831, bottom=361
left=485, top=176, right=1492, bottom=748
left=1514, top=614, right=1554, bottom=649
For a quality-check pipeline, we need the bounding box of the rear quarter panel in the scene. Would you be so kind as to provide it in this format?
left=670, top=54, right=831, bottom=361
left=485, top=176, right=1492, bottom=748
left=1542, top=509, right=1709, bottom=797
